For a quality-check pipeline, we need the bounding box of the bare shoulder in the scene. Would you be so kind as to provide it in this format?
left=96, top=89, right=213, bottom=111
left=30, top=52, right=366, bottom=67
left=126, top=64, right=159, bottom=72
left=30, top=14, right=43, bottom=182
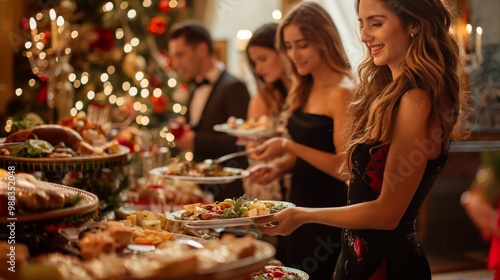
left=329, top=76, right=355, bottom=109
left=399, top=89, right=432, bottom=118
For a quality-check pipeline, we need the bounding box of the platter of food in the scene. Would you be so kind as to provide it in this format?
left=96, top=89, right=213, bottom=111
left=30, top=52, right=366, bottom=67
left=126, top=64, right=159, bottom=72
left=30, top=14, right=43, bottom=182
left=166, top=197, right=294, bottom=228
left=0, top=171, right=99, bottom=223
left=243, top=265, right=309, bottom=280
left=28, top=218, right=275, bottom=280
left=149, top=161, right=249, bottom=185
left=0, top=124, right=129, bottom=172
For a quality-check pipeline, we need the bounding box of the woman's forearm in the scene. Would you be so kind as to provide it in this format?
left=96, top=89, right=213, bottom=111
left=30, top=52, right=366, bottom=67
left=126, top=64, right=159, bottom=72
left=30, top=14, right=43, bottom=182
left=284, top=139, right=347, bottom=181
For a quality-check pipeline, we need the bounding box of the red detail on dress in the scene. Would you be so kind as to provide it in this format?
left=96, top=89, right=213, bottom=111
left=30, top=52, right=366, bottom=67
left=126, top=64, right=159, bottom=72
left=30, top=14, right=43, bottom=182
left=366, top=144, right=390, bottom=194
left=369, top=259, right=387, bottom=280
left=354, top=237, right=363, bottom=260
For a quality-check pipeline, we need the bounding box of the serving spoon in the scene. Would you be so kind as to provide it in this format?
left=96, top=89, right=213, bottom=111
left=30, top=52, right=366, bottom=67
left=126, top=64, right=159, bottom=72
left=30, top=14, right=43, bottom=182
left=205, top=148, right=257, bottom=164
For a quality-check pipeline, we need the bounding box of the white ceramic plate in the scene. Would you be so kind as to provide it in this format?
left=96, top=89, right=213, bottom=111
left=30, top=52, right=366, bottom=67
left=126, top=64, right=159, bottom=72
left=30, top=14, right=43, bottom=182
left=213, top=124, right=276, bottom=139
left=149, top=166, right=249, bottom=185
left=166, top=200, right=295, bottom=228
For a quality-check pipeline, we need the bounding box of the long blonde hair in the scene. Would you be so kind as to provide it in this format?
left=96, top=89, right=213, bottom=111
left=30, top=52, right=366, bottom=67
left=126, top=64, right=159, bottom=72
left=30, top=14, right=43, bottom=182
left=345, top=0, right=471, bottom=175
left=276, top=2, right=351, bottom=119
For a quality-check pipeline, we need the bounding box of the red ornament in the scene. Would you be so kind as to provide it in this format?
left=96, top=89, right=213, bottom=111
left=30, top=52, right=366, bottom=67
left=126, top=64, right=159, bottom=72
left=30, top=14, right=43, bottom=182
left=90, top=28, right=115, bottom=52
left=157, top=0, right=172, bottom=13
left=151, top=94, right=169, bottom=114
left=37, top=85, right=48, bottom=103
left=147, top=17, right=167, bottom=36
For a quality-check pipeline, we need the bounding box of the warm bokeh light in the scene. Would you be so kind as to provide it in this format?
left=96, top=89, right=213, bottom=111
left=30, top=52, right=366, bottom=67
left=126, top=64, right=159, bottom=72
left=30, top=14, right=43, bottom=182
left=131, top=38, right=140, bottom=47
left=166, top=132, right=175, bottom=142
left=172, top=103, right=182, bottom=113
left=124, top=43, right=132, bottom=53
left=122, top=82, right=131, bottom=91
left=135, top=71, right=144, bottom=80
left=153, top=88, right=162, bottom=98
left=109, top=95, right=117, bottom=104
left=133, top=102, right=142, bottom=111
left=140, top=79, right=149, bottom=88
left=103, top=2, right=114, bottom=12
left=129, top=87, right=138, bottom=96
left=272, top=9, right=282, bottom=20
left=100, top=73, right=109, bottom=82
left=140, top=89, right=149, bottom=98
left=107, top=65, right=116, bottom=74
left=87, top=91, right=95, bottom=100
left=127, top=9, right=137, bottom=19
left=184, top=152, right=194, bottom=162
left=116, top=29, right=124, bottom=39
left=75, top=101, right=83, bottom=110
left=167, top=78, right=177, bottom=88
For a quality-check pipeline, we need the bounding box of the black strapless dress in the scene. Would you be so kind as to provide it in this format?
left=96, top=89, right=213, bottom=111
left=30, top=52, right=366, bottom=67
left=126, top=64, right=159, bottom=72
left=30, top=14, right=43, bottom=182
left=334, top=143, right=447, bottom=280
left=279, top=111, right=347, bottom=279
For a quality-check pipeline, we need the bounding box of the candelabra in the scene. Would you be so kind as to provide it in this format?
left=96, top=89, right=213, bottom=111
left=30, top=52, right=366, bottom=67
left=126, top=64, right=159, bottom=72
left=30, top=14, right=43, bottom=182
left=456, top=23, right=483, bottom=73
left=26, top=8, right=73, bottom=123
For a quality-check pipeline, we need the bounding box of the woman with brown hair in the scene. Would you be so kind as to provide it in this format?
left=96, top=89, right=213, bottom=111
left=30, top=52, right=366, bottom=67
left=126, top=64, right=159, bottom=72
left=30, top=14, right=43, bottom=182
left=243, top=22, right=291, bottom=201
left=249, top=2, right=353, bottom=278
left=254, top=0, right=471, bottom=278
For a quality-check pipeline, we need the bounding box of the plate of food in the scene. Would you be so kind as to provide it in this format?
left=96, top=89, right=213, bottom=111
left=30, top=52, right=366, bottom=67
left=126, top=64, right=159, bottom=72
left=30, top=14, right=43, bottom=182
left=213, top=116, right=276, bottom=139
left=149, top=161, right=249, bottom=185
left=0, top=171, right=99, bottom=223
left=243, top=265, right=309, bottom=280
left=166, top=197, right=295, bottom=228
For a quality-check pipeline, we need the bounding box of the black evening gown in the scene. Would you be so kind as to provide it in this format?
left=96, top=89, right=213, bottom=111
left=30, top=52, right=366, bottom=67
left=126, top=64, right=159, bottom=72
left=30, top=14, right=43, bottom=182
left=333, top=143, right=447, bottom=279
left=278, top=111, right=347, bottom=279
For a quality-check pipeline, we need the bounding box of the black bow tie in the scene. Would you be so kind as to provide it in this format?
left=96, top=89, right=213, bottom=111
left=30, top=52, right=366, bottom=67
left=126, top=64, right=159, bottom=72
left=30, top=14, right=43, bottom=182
left=193, top=78, right=210, bottom=88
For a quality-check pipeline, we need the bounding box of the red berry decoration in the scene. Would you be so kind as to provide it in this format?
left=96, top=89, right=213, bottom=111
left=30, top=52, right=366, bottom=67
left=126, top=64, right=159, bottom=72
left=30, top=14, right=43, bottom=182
left=157, top=0, right=171, bottom=13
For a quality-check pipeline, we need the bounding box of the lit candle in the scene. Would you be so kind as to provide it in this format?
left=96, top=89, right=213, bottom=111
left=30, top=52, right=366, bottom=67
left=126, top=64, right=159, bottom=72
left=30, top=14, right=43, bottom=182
left=29, top=17, right=37, bottom=44
left=49, top=9, right=58, bottom=50
left=465, top=23, right=472, bottom=51
left=57, top=16, right=65, bottom=51
left=476, top=26, right=483, bottom=60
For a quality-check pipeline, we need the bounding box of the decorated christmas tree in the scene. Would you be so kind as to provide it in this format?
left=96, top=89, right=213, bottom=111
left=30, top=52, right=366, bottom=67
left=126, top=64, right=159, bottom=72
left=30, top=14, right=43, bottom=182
left=10, top=0, right=192, bottom=135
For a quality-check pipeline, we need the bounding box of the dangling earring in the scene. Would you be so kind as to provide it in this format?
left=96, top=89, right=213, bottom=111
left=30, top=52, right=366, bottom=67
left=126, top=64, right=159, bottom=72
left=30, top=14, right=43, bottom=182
left=410, top=33, right=415, bottom=38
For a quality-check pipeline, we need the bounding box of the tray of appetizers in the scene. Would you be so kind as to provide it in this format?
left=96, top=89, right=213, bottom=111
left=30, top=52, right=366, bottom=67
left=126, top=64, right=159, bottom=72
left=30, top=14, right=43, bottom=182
left=26, top=218, right=276, bottom=280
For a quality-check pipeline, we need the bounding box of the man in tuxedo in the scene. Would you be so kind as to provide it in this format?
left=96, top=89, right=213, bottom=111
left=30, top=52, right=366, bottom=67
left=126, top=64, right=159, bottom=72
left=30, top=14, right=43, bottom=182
left=167, top=21, right=250, bottom=202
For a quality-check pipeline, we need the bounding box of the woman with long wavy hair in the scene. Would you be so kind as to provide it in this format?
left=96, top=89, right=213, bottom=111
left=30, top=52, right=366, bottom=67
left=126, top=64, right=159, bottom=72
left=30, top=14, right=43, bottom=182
left=249, top=2, right=354, bottom=278
left=243, top=22, right=291, bottom=201
left=254, top=0, right=471, bottom=278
